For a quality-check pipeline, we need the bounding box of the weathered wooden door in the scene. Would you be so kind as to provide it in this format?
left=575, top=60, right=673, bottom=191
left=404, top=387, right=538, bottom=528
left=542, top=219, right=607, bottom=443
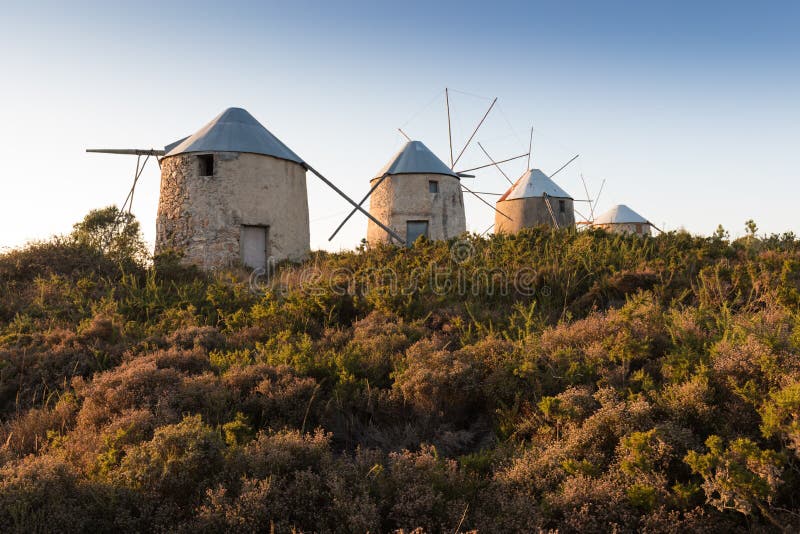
left=406, top=220, right=429, bottom=247
left=240, top=225, right=269, bottom=269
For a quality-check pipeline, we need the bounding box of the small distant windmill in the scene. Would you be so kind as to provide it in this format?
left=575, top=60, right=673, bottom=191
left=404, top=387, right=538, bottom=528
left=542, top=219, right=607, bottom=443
left=466, top=125, right=588, bottom=235
left=571, top=174, right=663, bottom=236
left=589, top=204, right=663, bottom=235
left=328, top=88, right=529, bottom=245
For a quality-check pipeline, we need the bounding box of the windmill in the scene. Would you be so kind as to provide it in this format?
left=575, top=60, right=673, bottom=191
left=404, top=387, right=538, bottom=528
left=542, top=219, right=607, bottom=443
left=589, top=204, right=663, bottom=235
left=465, top=124, right=585, bottom=235
left=570, top=172, right=662, bottom=236
left=87, top=107, right=402, bottom=269
left=327, top=88, right=529, bottom=246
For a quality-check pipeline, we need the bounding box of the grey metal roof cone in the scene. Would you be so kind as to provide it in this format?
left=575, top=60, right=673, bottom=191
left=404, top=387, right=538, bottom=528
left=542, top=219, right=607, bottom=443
left=376, top=140, right=458, bottom=178
left=164, top=107, right=304, bottom=163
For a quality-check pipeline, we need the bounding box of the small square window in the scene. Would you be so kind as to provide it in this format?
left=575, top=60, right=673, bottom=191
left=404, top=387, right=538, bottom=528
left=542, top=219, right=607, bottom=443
left=558, top=200, right=566, bottom=214
left=198, top=154, right=214, bottom=176
left=428, top=180, right=439, bottom=193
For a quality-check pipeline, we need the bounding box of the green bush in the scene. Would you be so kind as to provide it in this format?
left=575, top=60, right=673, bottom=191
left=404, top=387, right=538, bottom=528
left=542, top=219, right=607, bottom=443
left=1, top=210, right=800, bottom=531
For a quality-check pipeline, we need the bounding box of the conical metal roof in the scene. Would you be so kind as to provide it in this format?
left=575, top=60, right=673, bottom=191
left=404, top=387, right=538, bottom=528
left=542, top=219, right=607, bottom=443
left=594, top=204, right=649, bottom=225
left=498, top=169, right=572, bottom=201
left=164, top=107, right=303, bottom=163
left=376, top=140, right=458, bottom=178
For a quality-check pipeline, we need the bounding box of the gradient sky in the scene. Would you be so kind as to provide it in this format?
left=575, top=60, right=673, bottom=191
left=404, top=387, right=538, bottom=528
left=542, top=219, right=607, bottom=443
left=1, top=1, right=798, bottom=252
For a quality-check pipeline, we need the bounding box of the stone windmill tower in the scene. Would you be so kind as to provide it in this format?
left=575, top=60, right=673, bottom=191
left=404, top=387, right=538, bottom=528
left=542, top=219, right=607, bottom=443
left=155, top=107, right=310, bottom=270
left=592, top=204, right=655, bottom=236
left=494, top=168, right=575, bottom=233
left=365, top=140, right=466, bottom=246
left=89, top=107, right=393, bottom=269
left=327, top=89, right=513, bottom=247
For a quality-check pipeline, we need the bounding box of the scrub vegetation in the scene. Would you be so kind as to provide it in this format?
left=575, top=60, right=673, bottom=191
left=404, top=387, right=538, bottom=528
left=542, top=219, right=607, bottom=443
left=2, top=206, right=800, bottom=532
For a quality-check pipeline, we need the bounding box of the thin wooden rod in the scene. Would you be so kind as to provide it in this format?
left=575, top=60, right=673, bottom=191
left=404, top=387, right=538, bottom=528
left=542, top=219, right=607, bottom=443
left=549, top=154, right=580, bottom=179
left=461, top=183, right=512, bottom=221
left=456, top=152, right=528, bottom=174
left=452, top=97, right=497, bottom=168
left=574, top=207, right=590, bottom=222
left=526, top=126, right=533, bottom=170
left=304, top=163, right=403, bottom=243
left=581, top=173, right=596, bottom=221
left=87, top=148, right=165, bottom=156
left=477, top=142, right=513, bottom=185
left=445, top=87, right=454, bottom=168
left=125, top=154, right=151, bottom=214
left=121, top=155, right=139, bottom=213
left=328, top=173, right=390, bottom=241
left=594, top=179, right=606, bottom=210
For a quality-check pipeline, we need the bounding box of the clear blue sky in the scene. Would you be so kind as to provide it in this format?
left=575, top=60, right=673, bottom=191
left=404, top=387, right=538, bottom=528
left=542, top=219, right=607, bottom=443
left=1, top=0, right=798, bottom=252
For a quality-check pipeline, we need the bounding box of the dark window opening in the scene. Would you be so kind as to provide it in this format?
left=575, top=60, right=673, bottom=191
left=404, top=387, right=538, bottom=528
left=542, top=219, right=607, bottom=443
left=198, top=154, right=214, bottom=176
left=559, top=199, right=566, bottom=214
left=429, top=180, right=439, bottom=193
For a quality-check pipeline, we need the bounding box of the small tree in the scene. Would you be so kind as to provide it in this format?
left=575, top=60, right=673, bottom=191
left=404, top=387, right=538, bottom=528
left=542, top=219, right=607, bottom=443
left=71, top=206, right=148, bottom=265
left=713, top=224, right=729, bottom=241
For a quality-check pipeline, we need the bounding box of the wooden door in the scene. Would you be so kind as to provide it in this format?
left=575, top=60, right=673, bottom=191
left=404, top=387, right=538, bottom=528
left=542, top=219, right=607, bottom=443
left=406, top=220, right=429, bottom=247
left=240, top=225, right=268, bottom=269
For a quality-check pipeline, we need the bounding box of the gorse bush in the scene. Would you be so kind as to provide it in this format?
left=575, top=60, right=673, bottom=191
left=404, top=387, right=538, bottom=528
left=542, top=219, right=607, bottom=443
left=1, top=211, right=800, bottom=532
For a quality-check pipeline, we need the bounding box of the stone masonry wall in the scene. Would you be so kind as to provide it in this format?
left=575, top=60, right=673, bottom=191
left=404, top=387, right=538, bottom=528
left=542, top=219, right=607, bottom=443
left=494, top=197, right=575, bottom=233
left=156, top=152, right=310, bottom=270
left=366, top=173, right=466, bottom=245
left=594, top=222, right=652, bottom=236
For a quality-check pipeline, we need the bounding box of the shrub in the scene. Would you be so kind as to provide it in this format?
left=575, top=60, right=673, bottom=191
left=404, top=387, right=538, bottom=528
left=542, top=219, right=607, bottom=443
left=112, top=415, right=225, bottom=507
left=393, top=337, right=483, bottom=422
left=760, top=381, right=800, bottom=454
left=0, top=455, right=127, bottom=532
left=685, top=436, right=784, bottom=528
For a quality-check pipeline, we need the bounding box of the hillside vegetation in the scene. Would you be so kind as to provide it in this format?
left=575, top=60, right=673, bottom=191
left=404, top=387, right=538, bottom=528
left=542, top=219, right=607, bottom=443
left=2, top=207, right=800, bottom=532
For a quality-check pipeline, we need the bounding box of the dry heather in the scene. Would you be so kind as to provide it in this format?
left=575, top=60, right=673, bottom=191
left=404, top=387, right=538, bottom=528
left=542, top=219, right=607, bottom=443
left=1, top=209, right=800, bottom=532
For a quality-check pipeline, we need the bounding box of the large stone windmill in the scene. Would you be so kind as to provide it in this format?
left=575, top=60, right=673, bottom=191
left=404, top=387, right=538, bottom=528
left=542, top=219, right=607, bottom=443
left=88, top=107, right=397, bottom=270
left=155, top=107, right=311, bottom=269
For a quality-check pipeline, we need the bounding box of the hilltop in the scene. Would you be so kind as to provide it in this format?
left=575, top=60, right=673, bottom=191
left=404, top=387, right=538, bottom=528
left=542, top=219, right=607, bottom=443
left=1, top=207, right=800, bottom=532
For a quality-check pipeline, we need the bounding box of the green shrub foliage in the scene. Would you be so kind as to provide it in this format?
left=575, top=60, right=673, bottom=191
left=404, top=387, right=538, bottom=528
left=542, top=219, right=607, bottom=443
left=1, top=211, right=800, bottom=532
